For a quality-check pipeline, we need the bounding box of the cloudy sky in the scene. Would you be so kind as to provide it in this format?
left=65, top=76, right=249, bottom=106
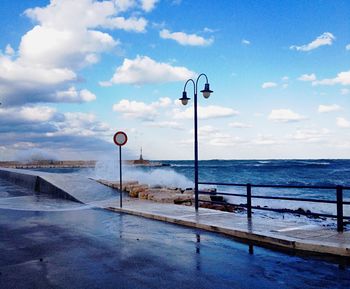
left=0, top=0, right=350, bottom=160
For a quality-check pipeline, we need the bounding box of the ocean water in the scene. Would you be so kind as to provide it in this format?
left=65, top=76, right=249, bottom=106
left=31, top=159, right=350, bottom=226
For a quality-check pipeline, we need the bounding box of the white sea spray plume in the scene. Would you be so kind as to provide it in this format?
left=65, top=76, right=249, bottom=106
left=94, top=160, right=193, bottom=189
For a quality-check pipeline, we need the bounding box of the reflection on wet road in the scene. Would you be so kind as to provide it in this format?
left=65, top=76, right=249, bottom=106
left=0, top=178, right=349, bottom=289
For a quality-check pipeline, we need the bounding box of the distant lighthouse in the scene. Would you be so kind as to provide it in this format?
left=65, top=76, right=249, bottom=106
left=139, top=147, right=143, bottom=161
left=126, top=147, right=169, bottom=167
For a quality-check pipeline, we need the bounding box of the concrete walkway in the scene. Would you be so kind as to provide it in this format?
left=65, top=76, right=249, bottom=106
left=104, top=198, right=350, bottom=257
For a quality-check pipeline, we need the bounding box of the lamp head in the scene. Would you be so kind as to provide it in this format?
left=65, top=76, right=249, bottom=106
left=179, top=91, right=191, bottom=105
left=200, top=83, right=213, bottom=98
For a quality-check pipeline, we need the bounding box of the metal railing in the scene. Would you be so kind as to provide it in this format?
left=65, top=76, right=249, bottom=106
left=198, top=182, right=350, bottom=232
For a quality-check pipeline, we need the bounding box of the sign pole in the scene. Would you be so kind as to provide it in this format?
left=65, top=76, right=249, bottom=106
left=113, top=131, right=128, bottom=209
left=119, top=145, right=122, bottom=208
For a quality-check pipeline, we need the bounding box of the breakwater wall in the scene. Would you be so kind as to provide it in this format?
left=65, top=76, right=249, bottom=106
left=0, top=160, right=96, bottom=169
left=0, top=168, right=119, bottom=205
left=0, top=168, right=81, bottom=203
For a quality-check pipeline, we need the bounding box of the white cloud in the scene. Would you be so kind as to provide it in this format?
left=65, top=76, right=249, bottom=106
left=145, top=121, right=183, bottom=130
left=262, top=82, right=277, bottom=89
left=19, top=26, right=118, bottom=69
left=112, top=97, right=172, bottom=120
left=101, top=55, right=196, bottom=85
left=336, top=117, right=350, bottom=128
left=5, top=44, right=15, bottom=55
left=229, top=122, right=252, bottom=128
left=203, top=27, right=215, bottom=33
left=290, top=32, right=335, bottom=51
left=0, top=105, right=61, bottom=123
left=113, top=100, right=157, bottom=120
left=197, top=125, right=244, bottom=147
left=0, top=55, right=76, bottom=85
left=253, top=134, right=280, bottom=145
left=160, top=29, right=213, bottom=46
left=0, top=55, right=78, bottom=105
left=173, top=105, right=239, bottom=120
left=346, top=44, right=350, bottom=50
left=46, top=112, right=112, bottom=137
left=103, top=16, right=147, bottom=32
left=114, top=0, right=137, bottom=12
left=318, top=104, right=341, bottom=113
left=288, top=128, right=330, bottom=142
left=241, top=39, right=250, bottom=45
left=140, top=0, right=159, bottom=12
left=0, top=0, right=159, bottom=105
left=298, top=73, right=316, bottom=82
left=55, top=87, right=96, bottom=102
left=341, top=88, right=349, bottom=95
left=268, top=109, right=306, bottom=123
left=0, top=109, right=114, bottom=160
left=312, top=70, right=350, bottom=86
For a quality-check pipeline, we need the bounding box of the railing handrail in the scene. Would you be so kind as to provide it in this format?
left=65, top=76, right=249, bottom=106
left=197, top=181, right=348, bottom=232
left=199, top=190, right=350, bottom=205
left=198, top=181, right=350, bottom=190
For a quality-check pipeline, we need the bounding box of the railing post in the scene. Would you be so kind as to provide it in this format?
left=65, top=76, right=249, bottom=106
left=336, top=185, right=344, bottom=232
left=247, top=183, right=252, bottom=218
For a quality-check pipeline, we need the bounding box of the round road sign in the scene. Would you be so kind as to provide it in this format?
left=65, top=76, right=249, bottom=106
left=113, top=131, right=128, bottom=146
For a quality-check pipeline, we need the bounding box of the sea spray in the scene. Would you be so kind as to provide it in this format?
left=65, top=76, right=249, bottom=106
left=94, top=160, right=193, bottom=189
left=14, top=148, right=58, bottom=163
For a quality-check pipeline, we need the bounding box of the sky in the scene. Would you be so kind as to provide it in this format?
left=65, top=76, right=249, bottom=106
left=0, top=0, right=350, bottom=161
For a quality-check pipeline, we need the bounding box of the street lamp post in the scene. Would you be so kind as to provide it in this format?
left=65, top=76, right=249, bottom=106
left=179, top=73, right=213, bottom=211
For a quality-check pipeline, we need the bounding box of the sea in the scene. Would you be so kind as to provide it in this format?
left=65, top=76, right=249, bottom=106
left=32, top=159, right=350, bottom=228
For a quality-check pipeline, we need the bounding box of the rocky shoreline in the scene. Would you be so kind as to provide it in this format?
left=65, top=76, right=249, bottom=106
left=96, top=179, right=336, bottom=220
left=97, top=179, right=245, bottom=213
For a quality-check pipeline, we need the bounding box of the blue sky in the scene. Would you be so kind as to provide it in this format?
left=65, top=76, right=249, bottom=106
left=0, top=0, right=349, bottom=160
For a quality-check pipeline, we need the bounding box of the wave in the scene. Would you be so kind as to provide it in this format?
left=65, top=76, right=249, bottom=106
left=170, top=164, right=194, bottom=168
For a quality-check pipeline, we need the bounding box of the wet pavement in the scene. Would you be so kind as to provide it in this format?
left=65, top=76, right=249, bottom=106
left=106, top=199, right=350, bottom=257
left=1, top=178, right=350, bottom=288
left=2, top=167, right=349, bottom=257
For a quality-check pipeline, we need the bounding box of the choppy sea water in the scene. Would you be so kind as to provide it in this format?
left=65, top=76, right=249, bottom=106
left=30, top=159, right=350, bottom=227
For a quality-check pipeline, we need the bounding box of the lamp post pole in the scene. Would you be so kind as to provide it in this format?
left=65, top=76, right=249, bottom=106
left=180, top=74, right=213, bottom=211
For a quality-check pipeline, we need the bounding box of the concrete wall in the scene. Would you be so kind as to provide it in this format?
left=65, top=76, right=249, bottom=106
left=0, top=169, right=38, bottom=191
left=37, top=176, right=80, bottom=203
left=0, top=168, right=81, bottom=203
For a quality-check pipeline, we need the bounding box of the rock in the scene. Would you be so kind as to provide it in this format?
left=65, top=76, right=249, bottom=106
left=139, top=190, right=150, bottom=199
left=201, top=187, right=217, bottom=193
left=173, top=194, right=192, bottom=205
left=128, top=185, right=149, bottom=198
left=151, top=185, right=163, bottom=189
left=198, top=195, right=211, bottom=202
left=183, top=189, right=194, bottom=195
left=199, top=202, right=245, bottom=213
left=210, top=195, right=225, bottom=202
left=148, top=192, right=175, bottom=203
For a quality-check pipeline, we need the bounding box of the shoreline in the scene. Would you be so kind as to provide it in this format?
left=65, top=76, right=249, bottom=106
left=0, top=160, right=97, bottom=169
left=0, top=160, right=169, bottom=169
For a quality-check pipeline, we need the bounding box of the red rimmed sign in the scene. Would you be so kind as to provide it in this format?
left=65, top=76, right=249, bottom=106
left=113, top=131, right=128, bottom=146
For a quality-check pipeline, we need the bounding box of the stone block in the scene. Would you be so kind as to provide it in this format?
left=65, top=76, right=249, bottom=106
left=129, top=185, right=149, bottom=198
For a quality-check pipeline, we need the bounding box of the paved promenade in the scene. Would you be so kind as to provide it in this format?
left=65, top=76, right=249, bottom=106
left=104, top=198, right=350, bottom=257
left=0, top=167, right=349, bottom=257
